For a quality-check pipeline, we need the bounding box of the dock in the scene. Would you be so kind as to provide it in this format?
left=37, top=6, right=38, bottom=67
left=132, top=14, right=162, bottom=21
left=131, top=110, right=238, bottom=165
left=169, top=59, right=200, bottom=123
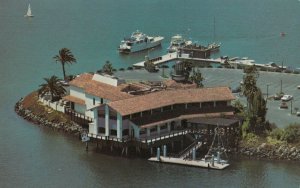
left=133, top=52, right=222, bottom=67
left=148, top=156, right=229, bottom=170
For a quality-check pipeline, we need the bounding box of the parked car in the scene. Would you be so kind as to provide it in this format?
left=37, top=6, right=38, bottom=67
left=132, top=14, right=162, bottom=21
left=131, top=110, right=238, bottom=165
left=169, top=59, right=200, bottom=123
left=281, top=95, right=293, bottom=101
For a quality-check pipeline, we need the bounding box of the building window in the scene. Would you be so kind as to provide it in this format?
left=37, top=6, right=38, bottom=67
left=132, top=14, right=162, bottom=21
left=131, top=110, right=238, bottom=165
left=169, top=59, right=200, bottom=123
left=140, top=128, right=146, bottom=135
left=150, top=127, right=156, bottom=133
left=123, top=129, right=129, bottom=136
left=98, top=127, right=105, bottom=134
left=161, top=124, right=167, bottom=130
left=93, top=98, right=95, bottom=105
left=110, top=129, right=117, bottom=136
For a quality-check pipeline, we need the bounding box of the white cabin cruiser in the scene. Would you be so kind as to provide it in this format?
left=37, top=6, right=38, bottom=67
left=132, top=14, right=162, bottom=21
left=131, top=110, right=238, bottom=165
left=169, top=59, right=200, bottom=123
left=118, top=30, right=164, bottom=54
left=167, top=34, right=192, bottom=53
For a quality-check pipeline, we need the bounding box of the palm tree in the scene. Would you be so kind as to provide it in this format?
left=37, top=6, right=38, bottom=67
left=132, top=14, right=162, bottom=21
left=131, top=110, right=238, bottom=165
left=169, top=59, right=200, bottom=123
left=102, top=60, right=114, bottom=75
left=189, top=68, right=204, bottom=87
left=38, top=75, right=66, bottom=102
left=53, top=48, right=77, bottom=80
left=242, top=74, right=259, bottom=115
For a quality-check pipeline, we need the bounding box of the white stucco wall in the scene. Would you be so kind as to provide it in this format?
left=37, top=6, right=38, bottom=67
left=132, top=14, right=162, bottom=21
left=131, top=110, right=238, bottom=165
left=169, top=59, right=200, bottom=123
left=69, top=86, right=85, bottom=100
left=92, top=73, right=125, bottom=86
left=85, top=93, right=100, bottom=109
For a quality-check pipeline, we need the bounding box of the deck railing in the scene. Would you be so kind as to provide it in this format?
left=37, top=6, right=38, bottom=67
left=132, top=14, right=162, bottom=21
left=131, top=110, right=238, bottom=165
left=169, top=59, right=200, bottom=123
left=65, top=108, right=93, bottom=124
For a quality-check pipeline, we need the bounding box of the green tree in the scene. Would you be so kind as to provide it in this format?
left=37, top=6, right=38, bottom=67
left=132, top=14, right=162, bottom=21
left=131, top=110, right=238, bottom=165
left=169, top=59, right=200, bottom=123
left=242, top=65, right=267, bottom=133
left=38, top=76, right=66, bottom=102
left=53, top=48, right=77, bottom=80
left=102, top=61, right=114, bottom=75
left=144, top=60, right=157, bottom=72
left=242, top=66, right=259, bottom=116
left=189, top=69, right=204, bottom=87
left=182, top=61, right=193, bottom=80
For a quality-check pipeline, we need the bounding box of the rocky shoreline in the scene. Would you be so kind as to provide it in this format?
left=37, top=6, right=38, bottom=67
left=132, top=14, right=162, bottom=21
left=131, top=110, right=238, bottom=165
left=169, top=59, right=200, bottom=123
left=237, top=143, right=300, bottom=161
left=15, top=98, right=83, bottom=135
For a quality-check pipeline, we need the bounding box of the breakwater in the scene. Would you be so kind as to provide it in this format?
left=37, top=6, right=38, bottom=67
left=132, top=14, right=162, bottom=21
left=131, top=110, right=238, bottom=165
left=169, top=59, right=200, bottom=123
left=15, top=98, right=83, bottom=135
left=237, top=143, right=300, bottom=161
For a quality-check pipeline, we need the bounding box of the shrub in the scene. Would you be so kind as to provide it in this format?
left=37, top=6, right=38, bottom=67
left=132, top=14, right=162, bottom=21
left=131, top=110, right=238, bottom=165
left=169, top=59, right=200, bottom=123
left=241, top=119, right=250, bottom=138
left=127, top=66, right=133, bottom=70
left=269, top=128, right=284, bottom=140
left=244, top=133, right=259, bottom=145
left=119, top=68, right=125, bottom=71
left=281, top=124, right=300, bottom=143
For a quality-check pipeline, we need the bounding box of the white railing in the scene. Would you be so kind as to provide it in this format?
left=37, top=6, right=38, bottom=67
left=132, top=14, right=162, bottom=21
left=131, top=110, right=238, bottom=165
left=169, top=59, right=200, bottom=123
left=38, top=97, right=65, bottom=113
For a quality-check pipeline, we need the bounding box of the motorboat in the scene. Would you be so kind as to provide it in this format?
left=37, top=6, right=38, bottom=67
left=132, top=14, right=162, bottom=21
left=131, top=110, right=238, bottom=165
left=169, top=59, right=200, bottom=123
left=207, top=42, right=221, bottom=52
left=280, top=102, right=288, bottom=109
left=118, top=30, right=164, bottom=54
left=281, top=95, right=293, bottom=101
left=167, top=34, right=192, bottom=53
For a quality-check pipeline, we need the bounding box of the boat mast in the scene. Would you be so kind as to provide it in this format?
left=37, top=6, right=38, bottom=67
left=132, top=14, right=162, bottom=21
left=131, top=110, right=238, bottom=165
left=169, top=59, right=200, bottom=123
left=213, top=16, right=216, bottom=42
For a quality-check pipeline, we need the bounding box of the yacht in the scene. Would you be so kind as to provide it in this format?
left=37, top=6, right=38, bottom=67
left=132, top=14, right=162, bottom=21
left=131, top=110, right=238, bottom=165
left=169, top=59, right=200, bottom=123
left=118, top=30, right=164, bottom=54
left=207, top=42, right=221, bottom=52
left=167, top=34, right=192, bottom=53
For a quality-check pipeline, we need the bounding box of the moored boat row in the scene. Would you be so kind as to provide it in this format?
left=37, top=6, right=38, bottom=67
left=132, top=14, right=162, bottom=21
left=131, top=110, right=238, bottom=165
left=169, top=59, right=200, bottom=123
left=118, top=31, right=221, bottom=54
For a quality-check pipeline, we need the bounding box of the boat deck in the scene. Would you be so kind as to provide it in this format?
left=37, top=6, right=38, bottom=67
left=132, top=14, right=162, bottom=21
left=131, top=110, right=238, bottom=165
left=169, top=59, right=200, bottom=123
left=148, top=156, right=229, bottom=170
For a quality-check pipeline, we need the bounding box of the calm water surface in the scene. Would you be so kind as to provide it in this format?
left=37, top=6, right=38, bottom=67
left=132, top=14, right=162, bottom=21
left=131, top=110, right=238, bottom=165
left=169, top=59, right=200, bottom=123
left=0, top=0, right=300, bottom=187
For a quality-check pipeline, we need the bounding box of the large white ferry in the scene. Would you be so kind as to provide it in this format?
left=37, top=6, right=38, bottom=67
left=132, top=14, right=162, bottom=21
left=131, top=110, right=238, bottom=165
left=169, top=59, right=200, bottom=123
left=167, top=34, right=192, bottom=53
left=118, top=30, right=164, bottom=54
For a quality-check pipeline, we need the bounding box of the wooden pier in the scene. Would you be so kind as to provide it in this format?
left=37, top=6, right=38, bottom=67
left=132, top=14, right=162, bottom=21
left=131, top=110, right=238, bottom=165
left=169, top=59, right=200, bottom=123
left=133, top=52, right=222, bottom=67
left=148, top=156, right=229, bottom=170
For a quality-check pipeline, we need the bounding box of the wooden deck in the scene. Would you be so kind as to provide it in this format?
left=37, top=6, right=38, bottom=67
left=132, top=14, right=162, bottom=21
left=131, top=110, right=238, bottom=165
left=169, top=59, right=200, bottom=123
left=148, top=156, right=229, bottom=170
left=133, top=52, right=222, bottom=67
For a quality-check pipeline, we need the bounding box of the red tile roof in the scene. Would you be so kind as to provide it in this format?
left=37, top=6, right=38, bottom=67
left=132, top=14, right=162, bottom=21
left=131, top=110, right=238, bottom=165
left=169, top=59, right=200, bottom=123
left=140, top=112, right=234, bottom=128
left=63, top=95, right=85, bottom=105
left=108, top=87, right=235, bottom=116
left=69, top=73, right=133, bottom=101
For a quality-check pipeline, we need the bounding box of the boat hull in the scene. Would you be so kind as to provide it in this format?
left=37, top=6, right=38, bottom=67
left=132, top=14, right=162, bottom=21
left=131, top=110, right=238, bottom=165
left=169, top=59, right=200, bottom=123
left=119, top=38, right=163, bottom=54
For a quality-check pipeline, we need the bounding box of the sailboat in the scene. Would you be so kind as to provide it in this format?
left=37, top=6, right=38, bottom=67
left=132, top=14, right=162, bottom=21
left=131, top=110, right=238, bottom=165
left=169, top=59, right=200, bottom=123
left=24, top=4, right=34, bottom=17
left=208, top=17, right=220, bottom=52
left=203, top=125, right=229, bottom=165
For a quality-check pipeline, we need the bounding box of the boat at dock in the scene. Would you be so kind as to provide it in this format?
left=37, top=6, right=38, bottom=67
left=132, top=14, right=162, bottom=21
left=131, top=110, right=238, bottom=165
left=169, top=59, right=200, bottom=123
left=167, top=34, right=192, bottom=53
left=208, top=17, right=221, bottom=52
left=118, top=30, right=164, bottom=54
left=201, top=126, right=229, bottom=166
left=207, top=42, right=221, bottom=52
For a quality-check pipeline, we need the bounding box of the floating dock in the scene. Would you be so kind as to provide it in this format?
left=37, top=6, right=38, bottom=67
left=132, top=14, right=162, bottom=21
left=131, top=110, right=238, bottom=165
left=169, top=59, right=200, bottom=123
left=148, top=156, right=230, bottom=170
left=133, top=52, right=222, bottom=67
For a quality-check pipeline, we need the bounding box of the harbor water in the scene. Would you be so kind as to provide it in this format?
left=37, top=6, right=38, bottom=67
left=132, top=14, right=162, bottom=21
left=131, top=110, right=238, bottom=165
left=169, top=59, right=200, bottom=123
left=0, top=0, right=300, bottom=187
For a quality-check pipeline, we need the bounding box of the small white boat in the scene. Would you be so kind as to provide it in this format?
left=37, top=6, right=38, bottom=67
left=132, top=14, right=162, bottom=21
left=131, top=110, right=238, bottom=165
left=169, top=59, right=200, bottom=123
left=281, top=94, right=293, bottom=102
left=207, top=42, right=221, bottom=52
left=297, top=85, right=300, bottom=89
left=118, top=30, right=164, bottom=54
left=24, top=4, right=34, bottom=17
left=167, top=34, right=192, bottom=53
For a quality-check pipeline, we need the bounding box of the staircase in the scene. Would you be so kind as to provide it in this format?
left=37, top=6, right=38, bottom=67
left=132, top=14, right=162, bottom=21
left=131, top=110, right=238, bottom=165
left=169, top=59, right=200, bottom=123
left=178, top=141, right=203, bottom=159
